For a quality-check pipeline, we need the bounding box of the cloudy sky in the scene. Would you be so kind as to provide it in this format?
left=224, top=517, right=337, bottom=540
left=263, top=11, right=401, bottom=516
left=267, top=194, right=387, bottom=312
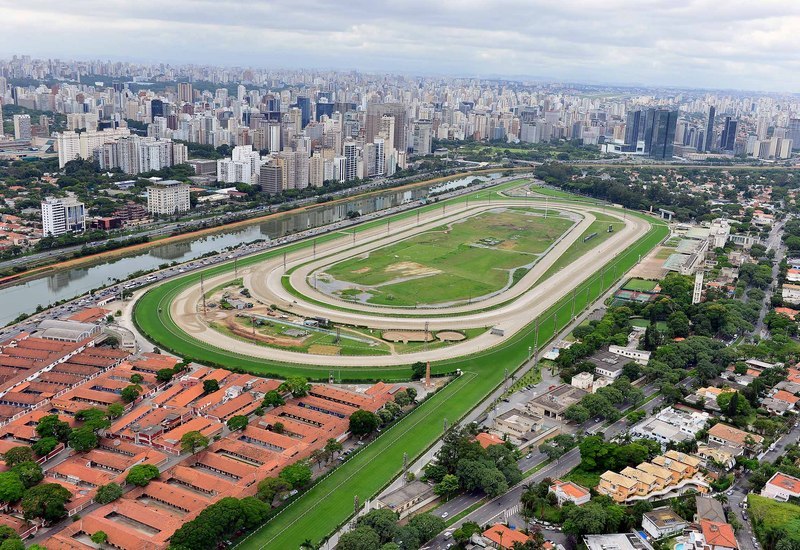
left=1, top=0, right=799, bottom=92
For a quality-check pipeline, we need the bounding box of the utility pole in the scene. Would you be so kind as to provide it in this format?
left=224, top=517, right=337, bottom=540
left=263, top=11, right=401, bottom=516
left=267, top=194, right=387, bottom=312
left=352, top=229, right=356, bottom=245
left=571, top=288, right=577, bottom=319
left=313, top=239, right=316, bottom=259
left=283, top=251, right=287, bottom=272
left=417, top=211, right=420, bottom=225
left=387, top=219, right=390, bottom=235
left=234, top=257, right=237, bottom=279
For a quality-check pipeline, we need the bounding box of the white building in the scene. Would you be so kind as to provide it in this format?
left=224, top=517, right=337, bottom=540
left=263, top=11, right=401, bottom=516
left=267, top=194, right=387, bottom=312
left=147, top=180, right=190, bottom=215
left=642, top=507, right=689, bottom=539
left=56, top=127, right=131, bottom=167
left=41, top=196, right=86, bottom=237
left=216, top=145, right=261, bottom=185
left=630, top=407, right=710, bottom=447
left=760, top=472, right=800, bottom=502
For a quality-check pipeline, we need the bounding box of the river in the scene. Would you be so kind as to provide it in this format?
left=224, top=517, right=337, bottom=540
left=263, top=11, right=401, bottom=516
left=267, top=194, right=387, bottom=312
left=0, top=173, right=500, bottom=325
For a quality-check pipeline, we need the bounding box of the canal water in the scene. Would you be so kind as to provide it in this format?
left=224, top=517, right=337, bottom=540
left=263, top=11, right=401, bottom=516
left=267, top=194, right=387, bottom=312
left=0, top=174, right=499, bottom=325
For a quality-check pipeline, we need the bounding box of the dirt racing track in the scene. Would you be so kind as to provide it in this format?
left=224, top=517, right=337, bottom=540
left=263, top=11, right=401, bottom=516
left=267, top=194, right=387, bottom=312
left=167, top=198, right=649, bottom=366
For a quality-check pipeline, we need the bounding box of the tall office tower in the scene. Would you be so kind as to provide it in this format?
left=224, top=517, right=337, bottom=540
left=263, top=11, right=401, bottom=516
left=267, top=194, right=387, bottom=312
left=296, top=96, right=311, bottom=128
left=343, top=139, right=358, bottom=182
left=0, top=103, right=3, bottom=134
left=41, top=196, right=86, bottom=236
left=13, top=114, right=31, bottom=140
left=266, top=121, right=282, bottom=153
left=696, top=130, right=705, bottom=152
left=316, top=100, right=335, bottom=121
left=788, top=118, right=800, bottom=151
left=366, top=103, right=407, bottom=152
left=642, top=109, right=678, bottom=160
left=178, top=82, right=193, bottom=103
left=237, top=85, right=247, bottom=103
left=623, top=110, right=642, bottom=152
left=287, top=108, right=303, bottom=136
left=720, top=117, right=737, bottom=152
left=0, top=76, right=7, bottom=97
left=150, top=99, right=164, bottom=122
left=705, top=106, right=715, bottom=152
left=259, top=159, right=284, bottom=194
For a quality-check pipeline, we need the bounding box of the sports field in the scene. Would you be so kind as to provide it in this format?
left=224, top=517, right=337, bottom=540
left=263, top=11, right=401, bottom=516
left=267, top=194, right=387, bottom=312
left=623, top=278, right=659, bottom=292
left=321, top=209, right=574, bottom=306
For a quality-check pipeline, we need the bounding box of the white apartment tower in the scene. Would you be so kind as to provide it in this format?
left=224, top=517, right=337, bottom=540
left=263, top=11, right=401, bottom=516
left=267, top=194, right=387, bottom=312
left=41, top=196, right=86, bottom=237
left=146, top=180, right=191, bottom=215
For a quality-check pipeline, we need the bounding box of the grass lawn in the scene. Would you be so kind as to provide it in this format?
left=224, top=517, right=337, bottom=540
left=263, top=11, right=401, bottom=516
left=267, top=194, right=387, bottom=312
left=748, top=494, right=800, bottom=543
left=322, top=209, right=574, bottom=306
left=564, top=468, right=601, bottom=489
left=132, top=184, right=668, bottom=548
left=623, top=278, right=659, bottom=292
left=537, top=220, right=618, bottom=284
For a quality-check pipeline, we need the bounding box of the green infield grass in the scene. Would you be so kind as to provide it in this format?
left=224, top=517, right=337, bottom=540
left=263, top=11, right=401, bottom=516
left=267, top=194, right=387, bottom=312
left=320, top=209, right=574, bottom=306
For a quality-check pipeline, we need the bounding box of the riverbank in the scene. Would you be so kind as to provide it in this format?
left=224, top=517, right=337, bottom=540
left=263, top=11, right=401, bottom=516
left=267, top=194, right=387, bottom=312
left=0, top=167, right=522, bottom=289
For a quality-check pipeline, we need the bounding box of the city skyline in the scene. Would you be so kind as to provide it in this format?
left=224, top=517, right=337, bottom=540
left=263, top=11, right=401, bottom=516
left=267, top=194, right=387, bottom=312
left=1, top=0, right=800, bottom=93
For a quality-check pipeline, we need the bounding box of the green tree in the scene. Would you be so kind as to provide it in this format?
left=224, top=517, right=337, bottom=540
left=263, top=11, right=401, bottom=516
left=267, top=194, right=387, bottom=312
left=90, top=531, right=108, bottom=545
left=272, top=422, right=285, bottom=434
left=35, top=415, right=72, bottom=442
left=411, top=361, right=427, bottom=380
left=337, top=526, right=381, bottom=550
left=203, top=379, right=220, bottom=394
left=434, top=474, right=460, bottom=501
left=95, top=482, right=123, bottom=504
left=279, top=461, right=312, bottom=488
left=256, top=477, right=290, bottom=505
left=0, top=472, right=25, bottom=503
left=0, top=526, right=23, bottom=550
left=129, top=373, right=144, bottom=384
left=180, top=430, right=210, bottom=454
left=407, top=513, right=446, bottom=544
left=21, top=483, right=72, bottom=523
left=106, top=403, right=125, bottom=419
left=68, top=427, right=99, bottom=452
left=75, top=407, right=111, bottom=432
left=357, top=508, right=399, bottom=544
left=349, top=410, right=379, bottom=437
left=156, top=368, right=175, bottom=383
left=324, top=438, right=343, bottom=458
left=3, top=446, right=33, bottom=468
left=120, top=384, right=142, bottom=403
left=11, top=461, right=43, bottom=488
left=262, top=390, right=285, bottom=408
left=279, top=376, right=310, bottom=397
left=227, top=415, right=249, bottom=431
left=126, top=464, right=160, bottom=486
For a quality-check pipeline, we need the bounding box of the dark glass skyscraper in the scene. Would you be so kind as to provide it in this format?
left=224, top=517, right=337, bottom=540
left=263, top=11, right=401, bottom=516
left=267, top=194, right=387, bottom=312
left=316, top=101, right=335, bottom=121
left=623, top=110, right=641, bottom=152
left=705, top=106, right=715, bottom=152
left=720, top=117, right=737, bottom=151
left=150, top=99, right=164, bottom=121
left=296, top=96, right=311, bottom=128
left=642, top=108, right=677, bottom=160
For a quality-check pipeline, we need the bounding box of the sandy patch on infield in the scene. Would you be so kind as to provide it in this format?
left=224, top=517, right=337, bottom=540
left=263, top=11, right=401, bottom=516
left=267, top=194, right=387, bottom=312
left=308, top=344, right=341, bottom=355
left=384, top=261, right=440, bottom=278
left=351, top=267, right=371, bottom=274
left=436, top=331, right=467, bottom=342
left=382, top=330, right=435, bottom=343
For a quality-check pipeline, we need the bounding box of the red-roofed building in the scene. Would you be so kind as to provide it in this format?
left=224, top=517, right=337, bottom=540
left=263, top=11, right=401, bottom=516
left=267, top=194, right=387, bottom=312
left=697, top=519, right=738, bottom=550
left=482, top=523, right=531, bottom=549
left=475, top=432, right=504, bottom=449
left=761, top=472, right=800, bottom=502
left=549, top=479, right=591, bottom=506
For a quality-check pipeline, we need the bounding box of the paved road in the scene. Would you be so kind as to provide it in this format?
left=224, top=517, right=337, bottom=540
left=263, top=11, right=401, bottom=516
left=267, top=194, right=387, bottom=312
left=425, top=448, right=582, bottom=549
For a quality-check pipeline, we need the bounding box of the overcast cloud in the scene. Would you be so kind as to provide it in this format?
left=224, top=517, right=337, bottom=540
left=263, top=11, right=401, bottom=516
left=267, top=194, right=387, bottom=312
left=0, top=0, right=799, bottom=92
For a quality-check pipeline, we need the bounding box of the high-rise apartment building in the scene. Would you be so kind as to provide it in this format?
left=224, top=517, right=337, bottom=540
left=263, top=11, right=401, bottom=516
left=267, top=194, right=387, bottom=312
left=13, top=114, right=31, bottom=140
left=146, top=180, right=190, bottom=215
left=41, top=196, right=86, bottom=237
left=178, top=82, right=193, bottom=103
left=343, top=139, right=358, bottom=182
left=412, top=121, right=432, bottom=155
